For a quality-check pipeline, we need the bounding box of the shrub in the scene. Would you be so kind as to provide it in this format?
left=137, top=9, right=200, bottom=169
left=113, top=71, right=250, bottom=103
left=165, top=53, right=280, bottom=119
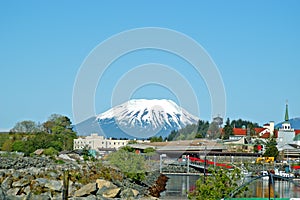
left=108, top=149, right=146, bottom=182
left=43, top=147, right=59, bottom=156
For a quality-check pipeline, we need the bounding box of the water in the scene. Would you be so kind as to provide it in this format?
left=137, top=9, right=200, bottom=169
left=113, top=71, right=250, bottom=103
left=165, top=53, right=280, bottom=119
left=160, top=174, right=300, bottom=199
left=160, top=174, right=198, bottom=200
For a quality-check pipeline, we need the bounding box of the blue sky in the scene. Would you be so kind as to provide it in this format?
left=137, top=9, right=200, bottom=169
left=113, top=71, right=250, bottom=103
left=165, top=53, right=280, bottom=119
left=1, top=1, right=300, bottom=131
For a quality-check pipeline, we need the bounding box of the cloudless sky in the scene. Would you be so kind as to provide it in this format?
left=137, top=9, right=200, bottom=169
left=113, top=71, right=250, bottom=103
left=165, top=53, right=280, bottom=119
left=1, top=1, right=300, bottom=131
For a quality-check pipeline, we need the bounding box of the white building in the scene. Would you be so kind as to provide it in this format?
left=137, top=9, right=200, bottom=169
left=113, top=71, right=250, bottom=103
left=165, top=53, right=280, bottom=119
left=73, top=133, right=129, bottom=150
left=277, top=103, right=296, bottom=151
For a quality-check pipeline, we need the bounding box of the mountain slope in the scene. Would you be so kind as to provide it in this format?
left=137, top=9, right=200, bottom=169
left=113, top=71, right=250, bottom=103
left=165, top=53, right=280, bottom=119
left=75, top=99, right=199, bottom=139
left=275, top=117, right=300, bottom=130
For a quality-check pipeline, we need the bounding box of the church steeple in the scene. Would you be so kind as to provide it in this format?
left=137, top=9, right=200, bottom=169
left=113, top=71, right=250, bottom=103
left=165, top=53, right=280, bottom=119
left=285, top=100, right=289, bottom=122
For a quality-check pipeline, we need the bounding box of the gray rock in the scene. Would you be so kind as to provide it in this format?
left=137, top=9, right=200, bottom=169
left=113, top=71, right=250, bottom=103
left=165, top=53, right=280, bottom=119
left=96, top=179, right=117, bottom=190
left=0, top=186, right=7, bottom=200
left=6, top=187, right=20, bottom=196
left=132, top=189, right=139, bottom=197
left=70, top=195, right=98, bottom=200
left=74, top=183, right=97, bottom=197
left=48, top=171, right=59, bottom=179
left=45, top=180, right=62, bottom=191
left=35, top=178, right=49, bottom=186
left=23, top=186, right=31, bottom=195
left=120, top=188, right=135, bottom=199
left=96, top=186, right=108, bottom=197
left=6, top=195, right=24, bottom=200
left=12, top=178, right=30, bottom=187
left=102, top=188, right=120, bottom=198
left=26, top=193, right=51, bottom=200
left=2, top=176, right=13, bottom=191
left=11, top=171, right=20, bottom=180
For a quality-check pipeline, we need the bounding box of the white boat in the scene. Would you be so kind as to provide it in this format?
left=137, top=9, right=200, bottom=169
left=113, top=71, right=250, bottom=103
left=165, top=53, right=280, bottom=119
left=259, top=169, right=294, bottom=180
left=274, top=169, right=294, bottom=179
left=242, top=169, right=252, bottom=177
left=261, top=170, right=269, bottom=180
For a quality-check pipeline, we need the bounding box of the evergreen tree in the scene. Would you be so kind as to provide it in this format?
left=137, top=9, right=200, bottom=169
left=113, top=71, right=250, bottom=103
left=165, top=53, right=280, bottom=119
left=263, top=137, right=279, bottom=159
left=207, top=121, right=221, bottom=139
left=223, top=118, right=233, bottom=140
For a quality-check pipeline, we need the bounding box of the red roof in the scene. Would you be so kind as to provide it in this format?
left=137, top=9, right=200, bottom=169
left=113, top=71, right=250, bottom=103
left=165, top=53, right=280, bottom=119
left=232, top=128, right=247, bottom=136
left=295, top=130, right=300, bottom=135
left=255, top=128, right=267, bottom=133
left=260, top=132, right=271, bottom=139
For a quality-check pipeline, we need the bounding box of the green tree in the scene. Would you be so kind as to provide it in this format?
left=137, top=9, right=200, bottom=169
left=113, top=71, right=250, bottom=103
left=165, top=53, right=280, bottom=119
left=253, top=139, right=265, bottom=153
left=1, top=139, right=13, bottom=151
left=207, top=121, right=221, bottom=139
left=121, top=145, right=135, bottom=152
left=149, top=136, right=163, bottom=142
left=231, top=119, right=260, bottom=129
left=222, top=118, right=233, bottom=140
left=10, top=120, right=40, bottom=133
left=43, top=114, right=77, bottom=150
left=43, top=147, right=59, bottom=156
left=188, top=167, right=245, bottom=200
left=166, top=120, right=210, bottom=141
left=43, top=114, right=73, bottom=134
left=12, top=140, right=26, bottom=152
left=197, top=120, right=209, bottom=138
left=167, top=130, right=178, bottom=141
left=144, top=147, right=156, bottom=154
left=108, top=149, right=146, bottom=182
left=263, top=137, right=279, bottom=159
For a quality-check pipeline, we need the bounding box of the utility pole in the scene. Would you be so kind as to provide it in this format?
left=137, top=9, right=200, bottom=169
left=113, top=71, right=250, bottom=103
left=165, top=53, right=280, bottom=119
left=187, top=155, right=190, bottom=174
left=204, top=147, right=207, bottom=183
left=62, top=169, right=69, bottom=200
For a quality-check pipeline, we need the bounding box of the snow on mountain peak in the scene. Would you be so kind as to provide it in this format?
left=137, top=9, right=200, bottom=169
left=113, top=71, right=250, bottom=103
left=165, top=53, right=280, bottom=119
left=96, top=99, right=199, bottom=134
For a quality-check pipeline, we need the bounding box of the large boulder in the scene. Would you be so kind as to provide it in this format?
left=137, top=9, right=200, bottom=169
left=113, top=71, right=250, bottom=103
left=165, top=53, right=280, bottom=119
left=132, top=189, right=139, bottom=197
left=120, top=188, right=139, bottom=199
left=45, top=180, right=63, bottom=191
left=26, top=192, right=51, bottom=200
left=96, top=179, right=117, bottom=190
left=70, top=195, right=97, bottom=200
left=6, top=187, right=20, bottom=196
left=34, top=149, right=44, bottom=155
left=12, top=178, right=30, bottom=187
left=74, top=183, right=97, bottom=197
left=102, top=188, right=121, bottom=198
left=34, top=178, right=49, bottom=186
left=0, top=186, right=6, bottom=200
left=1, top=176, right=12, bottom=191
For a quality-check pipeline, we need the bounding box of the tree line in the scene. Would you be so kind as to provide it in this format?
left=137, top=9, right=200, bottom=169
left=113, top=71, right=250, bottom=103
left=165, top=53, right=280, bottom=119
left=0, top=114, right=77, bottom=156
left=166, top=118, right=261, bottom=141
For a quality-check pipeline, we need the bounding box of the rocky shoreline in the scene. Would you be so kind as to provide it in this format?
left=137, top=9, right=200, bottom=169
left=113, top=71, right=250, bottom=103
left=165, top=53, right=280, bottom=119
left=0, top=155, right=168, bottom=200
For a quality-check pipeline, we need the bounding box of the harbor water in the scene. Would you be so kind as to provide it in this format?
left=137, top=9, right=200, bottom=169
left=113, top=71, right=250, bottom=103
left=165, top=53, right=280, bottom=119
left=160, top=174, right=300, bottom=199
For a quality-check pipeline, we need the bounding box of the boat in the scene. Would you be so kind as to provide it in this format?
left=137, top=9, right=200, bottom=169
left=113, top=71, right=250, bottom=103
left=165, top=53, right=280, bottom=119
left=241, top=169, right=252, bottom=178
left=259, top=169, right=294, bottom=181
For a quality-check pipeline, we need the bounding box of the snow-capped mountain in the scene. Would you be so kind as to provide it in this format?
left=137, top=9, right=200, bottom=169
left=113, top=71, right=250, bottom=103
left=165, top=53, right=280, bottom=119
left=75, top=99, right=199, bottom=139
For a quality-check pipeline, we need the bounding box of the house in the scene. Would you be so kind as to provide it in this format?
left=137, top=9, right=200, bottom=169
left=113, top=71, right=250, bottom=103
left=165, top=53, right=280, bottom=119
left=73, top=133, right=129, bottom=150
left=73, top=133, right=150, bottom=153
